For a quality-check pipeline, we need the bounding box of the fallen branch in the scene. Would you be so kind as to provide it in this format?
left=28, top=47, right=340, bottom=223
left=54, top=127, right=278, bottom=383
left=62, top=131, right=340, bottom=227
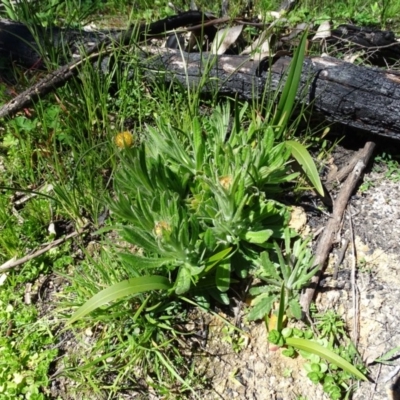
left=0, top=11, right=216, bottom=119
left=326, top=149, right=365, bottom=189
left=0, top=49, right=109, bottom=119
left=299, top=141, right=376, bottom=314
left=2, top=12, right=400, bottom=137
left=0, top=225, right=89, bottom=272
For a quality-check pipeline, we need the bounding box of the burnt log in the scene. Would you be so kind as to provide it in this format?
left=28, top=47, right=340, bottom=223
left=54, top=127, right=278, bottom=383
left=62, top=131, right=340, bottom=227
left=0, top=12, right=216, bottom=69
left=328, top=24, right=400, bottom=65
left=142, top=48, right=400, bottom=139
left=1, top=13, right=400, bottom=139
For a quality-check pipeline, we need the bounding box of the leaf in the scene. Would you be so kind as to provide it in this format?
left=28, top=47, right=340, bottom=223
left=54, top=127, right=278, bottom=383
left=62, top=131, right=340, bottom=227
left=312, top=21, right=331, bottom=41
left=186, top=263, right=205, bottom=276
left=284, top=23, right=310, bottom=41
left=288, top=298, right=302, bottom=320
left=209, top=288, right=230, bottom=305
left=375, top=346, right=400, bottom=365
left=211, top=25, right=243, bottom=55
left=247, top=294, right=275, bottom=321
left=232, top=251, right=249, bottom=279
left=259, top=251, right=279, bottom=279
left=203, top=228, right=217, bottom=250
left=274, top=241, right=290, bottom=284
left=119, top=252, right=175, bottom=271
left=137, top=145, right=154, bottom=193
left=285, top=140, right=324, bottom=196
left=175, top=266, right=191, bottom=295
left=215, top=259, right=231, bottom=292
left=121, top=227, right=160, bottom=254
left=240, top=30, right=271, bottom=56
left=243, top=229, right=273, bottom=244
left=204, top=247, right=232, bottom=272
left=67, top=276, right=171, bottom=325
left=286, top=338, right=369, bottom=381
left=277, top=283, right=286, bottom=331
left=293, top=264, right=320, bottom=289
left=272, top=29, right=308, bottom=137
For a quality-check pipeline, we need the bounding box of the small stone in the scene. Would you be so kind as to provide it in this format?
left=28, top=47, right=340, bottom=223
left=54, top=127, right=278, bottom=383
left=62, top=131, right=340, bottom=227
left=85, top=328, right=93, bottom=337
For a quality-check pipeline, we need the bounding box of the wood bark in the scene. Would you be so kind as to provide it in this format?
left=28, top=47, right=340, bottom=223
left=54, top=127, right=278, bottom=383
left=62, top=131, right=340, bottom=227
left=2, top=45, right=400, bottom=141
left=143, top=48, right=400, bottom=140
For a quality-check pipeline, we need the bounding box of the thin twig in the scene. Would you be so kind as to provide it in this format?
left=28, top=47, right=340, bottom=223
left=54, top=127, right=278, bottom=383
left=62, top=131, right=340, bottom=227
left=332, top=237, right=349, bottom=280
left=368, top=362, right=382, bottom=400
left=348, top=209, right=359, bottom=346
left=0, top=225, right=89, bottom=272
left=330, top=33, right=400, bottom=52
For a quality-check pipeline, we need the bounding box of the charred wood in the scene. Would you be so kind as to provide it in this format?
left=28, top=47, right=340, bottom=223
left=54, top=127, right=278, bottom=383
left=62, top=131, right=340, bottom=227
left=142, top=48, right=400, bottom=139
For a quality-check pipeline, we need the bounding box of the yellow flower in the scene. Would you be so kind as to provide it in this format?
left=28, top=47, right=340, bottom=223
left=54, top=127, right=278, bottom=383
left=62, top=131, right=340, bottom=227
left=115, top=131, right=134, bottom=148
left=219, top=175, right=233, bottom=190
left=154, top=221, right=171, bottom=238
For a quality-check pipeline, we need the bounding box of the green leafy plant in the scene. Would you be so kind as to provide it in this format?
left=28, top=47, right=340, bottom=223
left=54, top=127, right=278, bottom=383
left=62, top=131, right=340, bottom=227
left=374, top=153, right=400, bottom=182
left=313, top=310, right=347, bottom=346
left=68, top=101, right=294, bottom=320
left=221, top=325, right=248, bottom=353
left=267, top=297, right=368, bottom=400
left=247, top=228, right=319, bottom=321
left=283, top=335, right=367, bottom=399
left=359, top=178, right=375, bottom=193
left=374, top=346, right=400, bottom=365
left=67, top=30, right=323, bottom=324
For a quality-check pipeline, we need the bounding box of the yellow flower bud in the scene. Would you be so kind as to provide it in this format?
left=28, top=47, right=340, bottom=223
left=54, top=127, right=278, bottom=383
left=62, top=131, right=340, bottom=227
left=219, top=175, right=233, bottom=190
left=154, top=221, right=171, bottom=238
left=115, top=131, right=134, bottom=148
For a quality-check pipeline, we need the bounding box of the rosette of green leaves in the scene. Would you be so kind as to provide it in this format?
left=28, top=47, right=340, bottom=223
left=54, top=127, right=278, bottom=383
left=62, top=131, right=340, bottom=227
left=248, top=228, right=319, bottom=321
left=110, top=145, right=208, bottom=295
left=110, top=102, right=294, bottom=298
left=68, top=30, right=325, bottom=323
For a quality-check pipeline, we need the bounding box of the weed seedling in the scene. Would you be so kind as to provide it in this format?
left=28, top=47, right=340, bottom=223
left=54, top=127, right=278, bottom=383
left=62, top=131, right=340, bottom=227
left=267, top=303, right=368, bottom=400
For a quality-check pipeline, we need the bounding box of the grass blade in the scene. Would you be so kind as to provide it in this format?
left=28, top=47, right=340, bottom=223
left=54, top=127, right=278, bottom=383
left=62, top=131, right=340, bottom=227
left=272, top=30, right=308, bottom=136
left=277, top=283, right=286, bottom=331
left=286, top=140, right=324, bottom=196
left=67, top=276, right=171, bottom=325
left=286, top=337, right=368, bottom=381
